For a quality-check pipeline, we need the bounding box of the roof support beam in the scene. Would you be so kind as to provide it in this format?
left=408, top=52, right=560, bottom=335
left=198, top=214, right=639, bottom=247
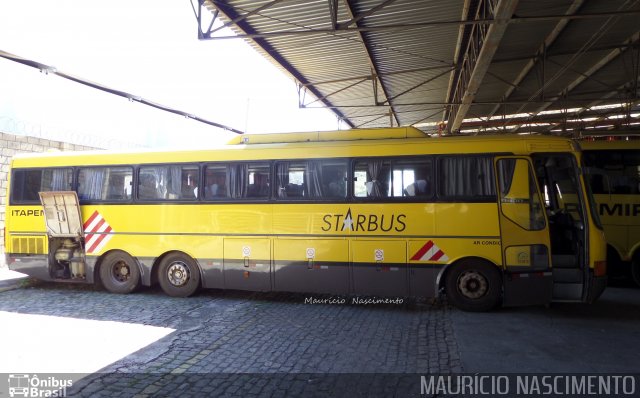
left=341, top=0, right=399, bottom=126
left=542, top=78, right=640, bottom=134
left=381, top=68, right=454, bottom=105
left=298, top=64, right=455, bottom=87
left=207, top=0, right=286, bottom=36
left=442, top=0, right=473, bottom=124
left=487, top=0, right=584, bottom=119
left=336, top=0, right=398, bottom=30
left=199, top=8, right=640, bottom=40
left=303, top=78, right=369, bottom=106
left=447, top=0, right=519, bottom=133
left=510, top=30, right=640, bottom=133
left=328, top=0, right=339, bottom=29
left=565, top=32, right=640, bottom=94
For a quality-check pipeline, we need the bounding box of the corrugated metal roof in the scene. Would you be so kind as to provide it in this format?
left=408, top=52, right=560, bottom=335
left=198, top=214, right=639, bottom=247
left=201, top=0, right=640, bottom=136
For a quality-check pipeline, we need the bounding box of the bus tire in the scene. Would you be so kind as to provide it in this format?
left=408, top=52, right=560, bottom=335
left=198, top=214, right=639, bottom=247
left=158, top=253, right=201, bottom=297
left=99, top=251, right=141, bottom=294
left=445, top=259, right=501, bottom=312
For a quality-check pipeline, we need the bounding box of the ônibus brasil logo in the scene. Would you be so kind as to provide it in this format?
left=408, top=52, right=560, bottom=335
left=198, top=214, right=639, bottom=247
left=7, top=374, right=72, bottom=397
left=321, top=208, right=407, bottom=232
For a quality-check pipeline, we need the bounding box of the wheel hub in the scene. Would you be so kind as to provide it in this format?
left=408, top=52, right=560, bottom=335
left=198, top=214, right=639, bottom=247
left=168, top=262, right=190, bottom=287
left=113, top=261, right=130, bottom=282
left=458, top=271, right=488, bottom=299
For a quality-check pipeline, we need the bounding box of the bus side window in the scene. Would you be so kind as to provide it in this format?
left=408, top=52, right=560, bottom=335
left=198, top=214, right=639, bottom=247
left=105, top=168, right=133, bottom=200
left=11, top=168, right=73, bottom=203
left=78, top=167, right=132, bottom=201
left=439, top=156, right=496, bottom=199
left=139, top=173, right=159, bottom=199
left=353, top=159, right=391, bottom=198
left=321, top=161, right=347, bottom=199
left=77, top=168, right=106, bottom=201
left=273, top=159, right=348, bottom=200
left=394, top=158, right=432, bottom=198
left=204, top=165, right=228, bottom=199
left=11, top=169, right=41, bottom=202
left=138, top=165, right=199, bottom=201
left=245, top=163, right=271, bottom=199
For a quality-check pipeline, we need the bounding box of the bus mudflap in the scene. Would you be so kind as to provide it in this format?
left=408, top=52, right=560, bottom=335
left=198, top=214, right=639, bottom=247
left=503, top=271, right=553, bottom=307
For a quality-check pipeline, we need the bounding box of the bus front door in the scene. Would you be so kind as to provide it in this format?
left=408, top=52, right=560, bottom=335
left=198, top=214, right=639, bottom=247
left=496, top=157, right=553, bottom=307
left=532, top=154, right=589, bottom=301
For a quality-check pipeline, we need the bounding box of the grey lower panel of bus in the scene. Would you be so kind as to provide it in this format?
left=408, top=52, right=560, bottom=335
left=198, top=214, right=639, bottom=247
left=201, top=259, right=441, bottom=298
left=7, top=254, right=97, bottom=284
left=8, top=253, right=442, bottom=298
left=274, top=261, right=350, bottom=295
left=223, top=259, right=272, bottom=292
left=352, top=262, right=408, bottom=296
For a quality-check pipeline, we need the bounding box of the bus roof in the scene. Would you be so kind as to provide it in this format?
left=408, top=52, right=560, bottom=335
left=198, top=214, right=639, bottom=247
left=11, top=130, right=578, bottom=168
left=225, top=126, right=427, bottom=144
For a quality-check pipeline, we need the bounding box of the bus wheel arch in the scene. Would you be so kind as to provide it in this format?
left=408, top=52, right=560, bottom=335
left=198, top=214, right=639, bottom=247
left=96, top=250, right=142, bottom=294
left=442, top=257, right=502, bottom=312
left=156, top=251, right=202, bottom=297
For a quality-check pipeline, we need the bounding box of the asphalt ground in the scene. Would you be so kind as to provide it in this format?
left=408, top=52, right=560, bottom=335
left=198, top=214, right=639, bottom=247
left=0, top=270, right=638, bottom=397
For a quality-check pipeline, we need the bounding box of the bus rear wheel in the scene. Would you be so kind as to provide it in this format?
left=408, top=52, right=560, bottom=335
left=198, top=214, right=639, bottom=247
left=445, top=259, right=502, bottom=312
left=99, top=251, right=141, bottom=294
left=158, top=253, right=201, bottom=297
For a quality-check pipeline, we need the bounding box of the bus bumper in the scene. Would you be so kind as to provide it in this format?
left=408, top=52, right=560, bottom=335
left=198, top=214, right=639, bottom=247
left=6, top=254, right=52, bottom=281
left=586, top=273, right=607, bottom=303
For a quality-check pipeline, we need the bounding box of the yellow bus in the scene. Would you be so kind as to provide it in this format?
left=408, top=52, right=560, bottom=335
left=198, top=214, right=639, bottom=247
left=4, top=127, right=607, bottom=311
left=581, top=139, right=640, bottom=286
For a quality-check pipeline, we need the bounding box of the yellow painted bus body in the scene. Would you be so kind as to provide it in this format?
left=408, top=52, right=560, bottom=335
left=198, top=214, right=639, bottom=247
left=581, top=139, right=640, bottom=284
left=5, top=128, right=607, bottom=310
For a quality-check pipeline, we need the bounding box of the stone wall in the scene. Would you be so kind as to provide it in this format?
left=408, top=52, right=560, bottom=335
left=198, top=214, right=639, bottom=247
left=0, top=132, right=98, bottom=267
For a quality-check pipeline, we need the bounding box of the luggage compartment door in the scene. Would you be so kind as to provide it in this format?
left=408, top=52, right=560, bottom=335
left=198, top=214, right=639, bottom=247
left=39, top=191, right=83, bottom=237
left=223, top=238, right=271, bottom=291
left=351, top=240, right=407, bottom=297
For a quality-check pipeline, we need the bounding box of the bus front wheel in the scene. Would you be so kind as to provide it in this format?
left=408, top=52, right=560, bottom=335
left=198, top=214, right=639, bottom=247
left=99, top=251, right=141, bottom=294
left=445, top=259, right=501, bottom=312
left=158, top=253, right=201, bottom=297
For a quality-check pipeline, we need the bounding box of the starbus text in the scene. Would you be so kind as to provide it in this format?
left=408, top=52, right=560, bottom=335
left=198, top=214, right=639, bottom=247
left=321, top=213, right=406, bottom=232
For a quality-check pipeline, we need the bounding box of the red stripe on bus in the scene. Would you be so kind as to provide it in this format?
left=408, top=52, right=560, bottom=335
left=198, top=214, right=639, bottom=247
left=83, top=211, right=100, bottom=230
left=430, top=250, right=445, bottom=261
left=88, top=218, right=106, bottom=234
left=87, top=226, right=112, bottom=253
left=410, top=240, right=434, bottom=261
